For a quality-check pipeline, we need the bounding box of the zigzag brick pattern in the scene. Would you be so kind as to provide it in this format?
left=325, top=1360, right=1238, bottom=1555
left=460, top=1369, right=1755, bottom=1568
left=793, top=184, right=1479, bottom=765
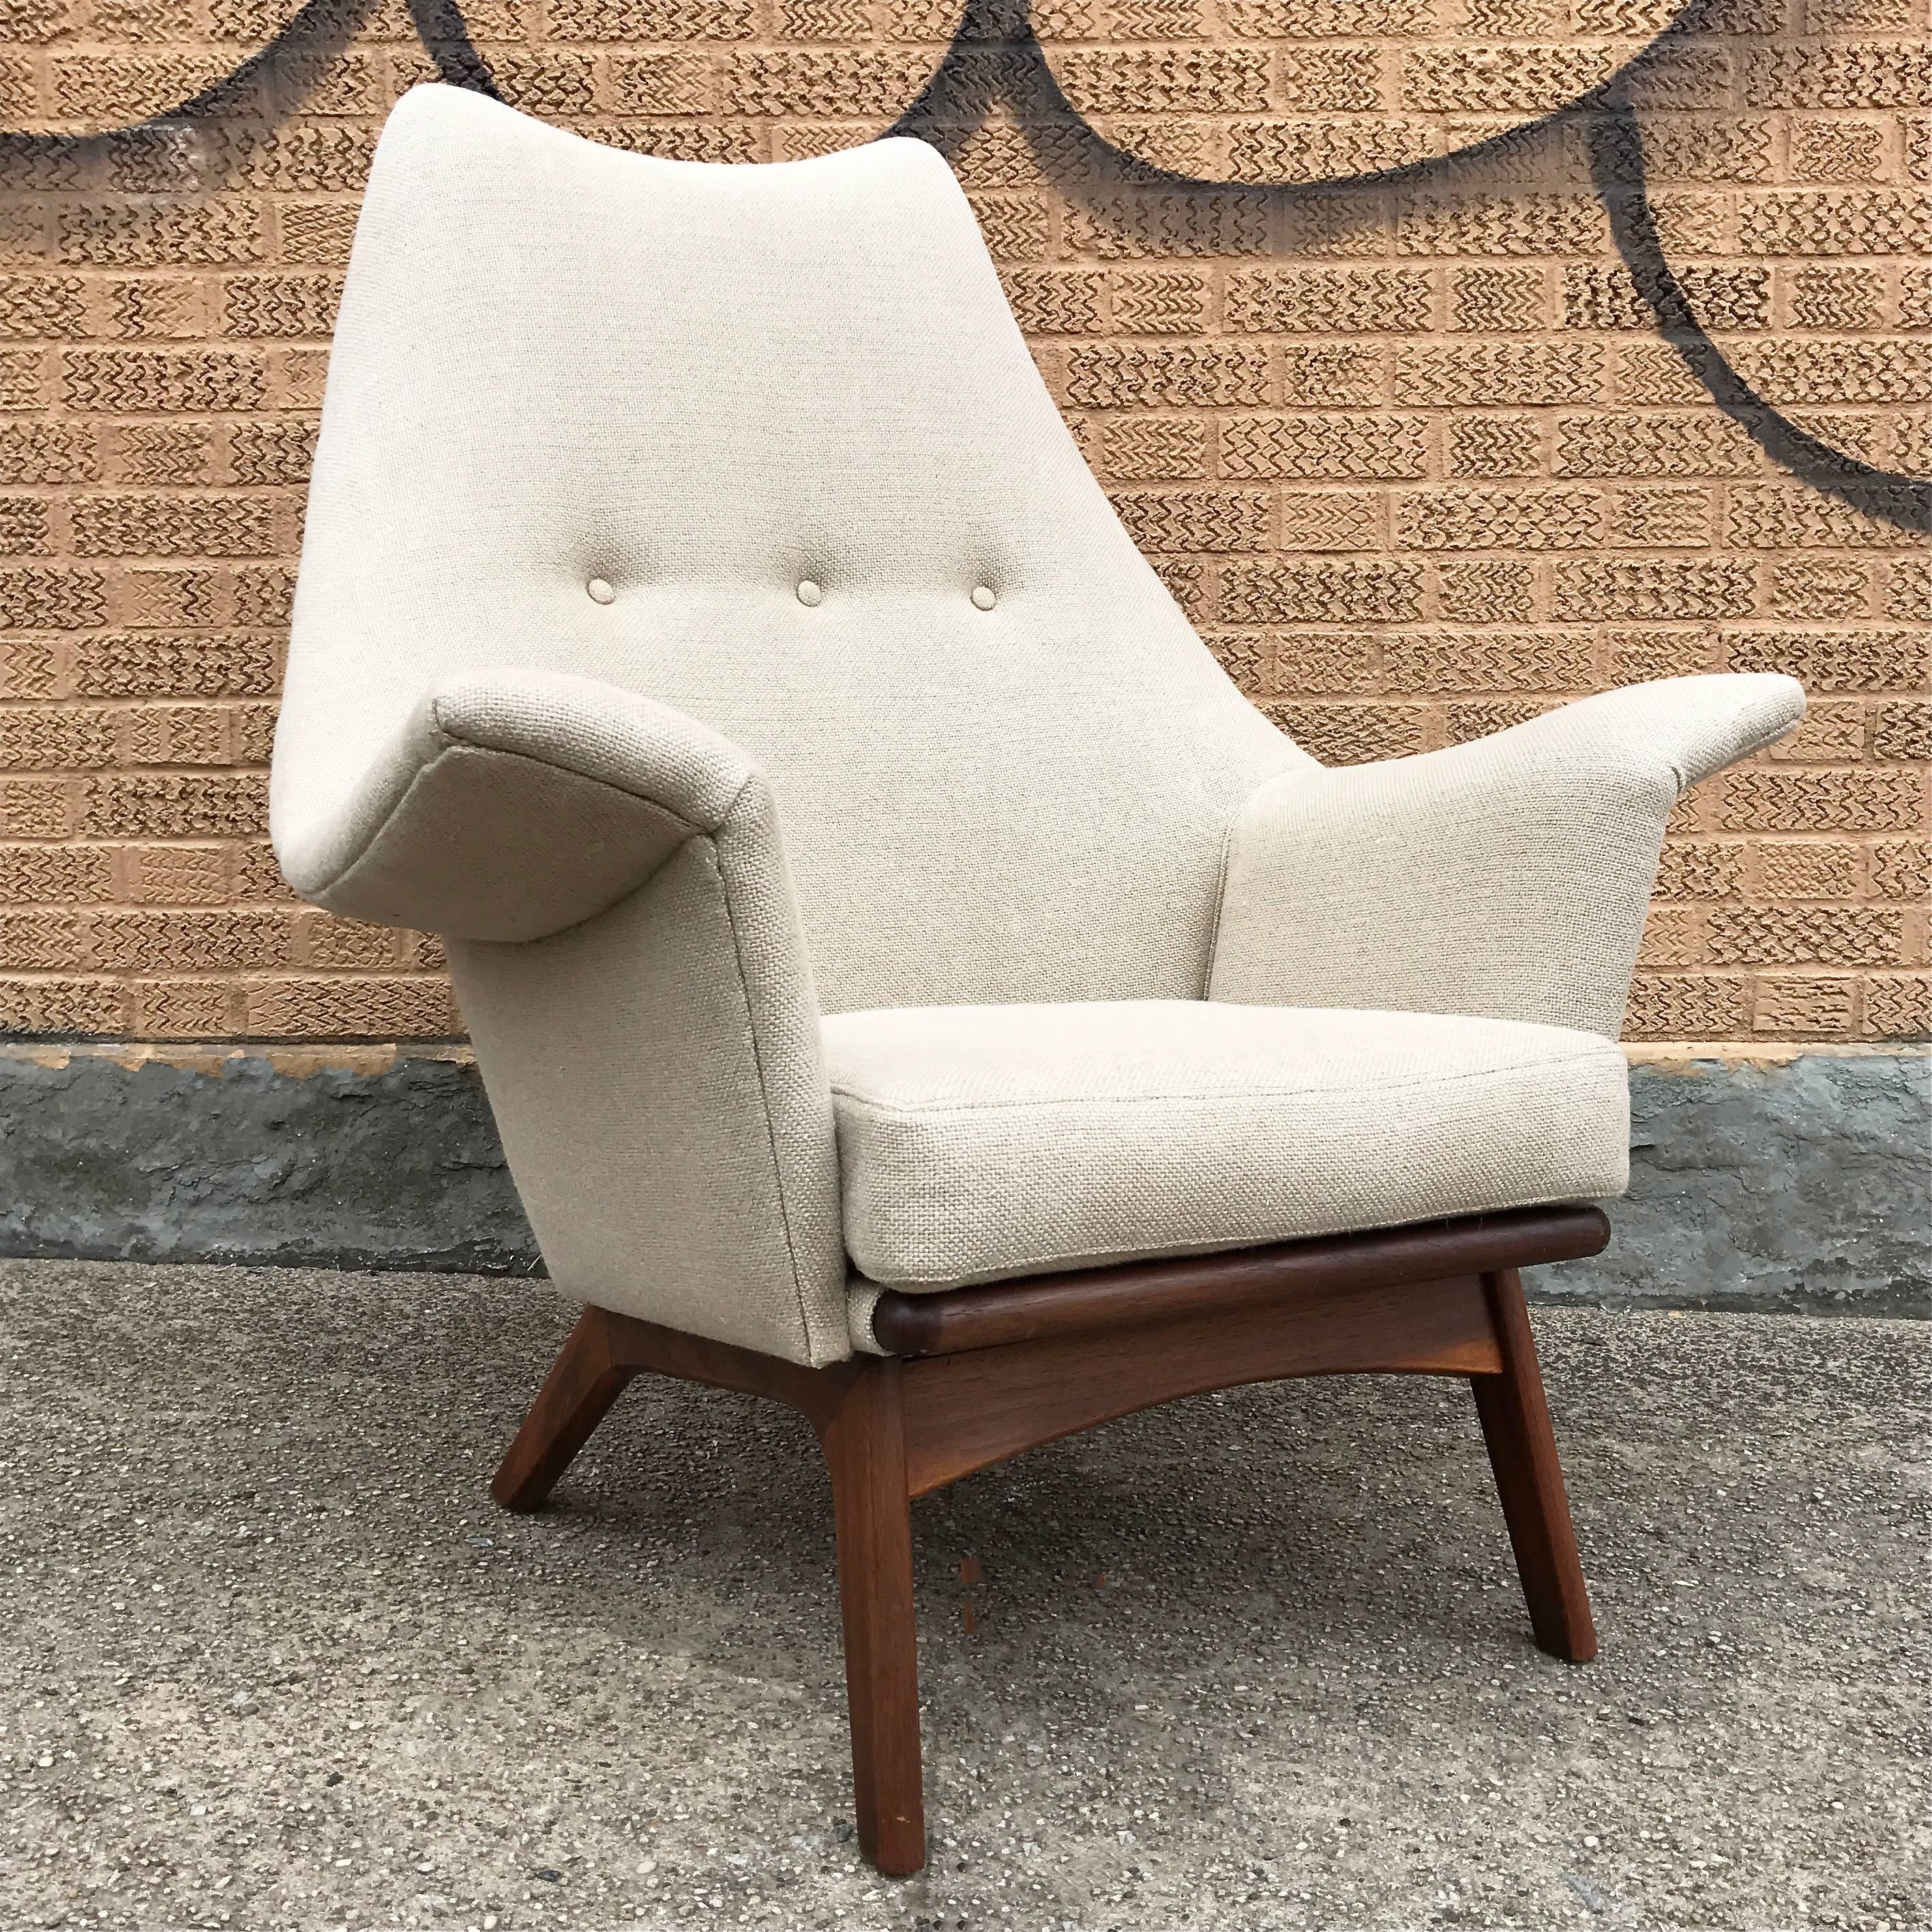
left=0, top=1, right=1923, bottom=1043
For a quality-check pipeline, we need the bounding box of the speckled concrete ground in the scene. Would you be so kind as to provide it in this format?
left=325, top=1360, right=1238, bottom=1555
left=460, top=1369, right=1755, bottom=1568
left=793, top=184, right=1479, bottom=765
left=1, top=1259, right=1926, bottom=1932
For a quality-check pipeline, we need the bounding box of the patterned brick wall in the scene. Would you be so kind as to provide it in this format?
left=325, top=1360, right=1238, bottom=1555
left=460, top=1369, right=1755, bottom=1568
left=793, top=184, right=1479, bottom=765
left=0, top=0, right=1926, bottom=1043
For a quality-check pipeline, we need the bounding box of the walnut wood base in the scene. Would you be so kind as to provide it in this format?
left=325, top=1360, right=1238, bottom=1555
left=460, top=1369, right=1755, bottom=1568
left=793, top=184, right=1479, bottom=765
left=492, top=1204, right=1609, bottom=1877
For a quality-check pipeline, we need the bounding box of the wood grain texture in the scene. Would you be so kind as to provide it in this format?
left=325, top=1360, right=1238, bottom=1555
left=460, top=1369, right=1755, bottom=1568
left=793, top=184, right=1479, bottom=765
left=490, top=1305, right=638, bottom=1513
left=820, top=1364, right=926, bottom=1876
left=897, top=1269, right=1502, bottom=1497
left=870, top=1204, right=1611, bottom=1357
left=1471, top=1268, right=1599, bottom=1663
left=492, top=1225, right=1608, bottom=1877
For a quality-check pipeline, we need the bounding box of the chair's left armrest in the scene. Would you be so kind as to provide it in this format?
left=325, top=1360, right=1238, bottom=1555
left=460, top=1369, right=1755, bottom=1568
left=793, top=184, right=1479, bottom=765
left=271, top=668, right=760, bottom=942
left=1208, top=674, right=1806, bottom=1037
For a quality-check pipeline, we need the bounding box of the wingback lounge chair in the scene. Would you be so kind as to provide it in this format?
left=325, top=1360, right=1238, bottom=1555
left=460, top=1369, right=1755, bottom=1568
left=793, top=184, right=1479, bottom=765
left=273, top=84, right=1806, bottom=1877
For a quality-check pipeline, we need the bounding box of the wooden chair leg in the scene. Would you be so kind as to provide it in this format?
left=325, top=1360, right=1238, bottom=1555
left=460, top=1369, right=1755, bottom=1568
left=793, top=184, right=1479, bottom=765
left=1470, top=1268, right=1599, bottom=1663
left=492, top=1306, right=638, bottom=1513
left=819, top=1361, right=925, bottom=1877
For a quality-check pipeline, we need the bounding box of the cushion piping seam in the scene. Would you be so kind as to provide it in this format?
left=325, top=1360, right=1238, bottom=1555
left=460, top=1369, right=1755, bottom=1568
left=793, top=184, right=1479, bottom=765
left=829, top=1051, right=1622, bottom=1118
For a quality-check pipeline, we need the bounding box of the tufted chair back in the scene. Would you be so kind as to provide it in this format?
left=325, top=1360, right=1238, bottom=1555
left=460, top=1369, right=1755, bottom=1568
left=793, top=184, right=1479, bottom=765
left=273, top=85, right=1305, bottom=1013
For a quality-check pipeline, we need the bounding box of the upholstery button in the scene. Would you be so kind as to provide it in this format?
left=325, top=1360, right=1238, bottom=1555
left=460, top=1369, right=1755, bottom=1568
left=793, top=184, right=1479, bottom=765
left=797, top=580, right=822, bottom=607
left=971, top=585, right=996, bottom=610
left=586, top=577, right=615, bottom=605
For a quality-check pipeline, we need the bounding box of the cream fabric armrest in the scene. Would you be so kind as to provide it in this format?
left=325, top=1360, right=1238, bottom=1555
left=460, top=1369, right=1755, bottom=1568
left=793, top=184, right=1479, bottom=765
left=270, top=668, right=760, bottom=942
left=1208, top=674, right=1807, bottom=1039
left=272, top=664, right=849, bottom=1365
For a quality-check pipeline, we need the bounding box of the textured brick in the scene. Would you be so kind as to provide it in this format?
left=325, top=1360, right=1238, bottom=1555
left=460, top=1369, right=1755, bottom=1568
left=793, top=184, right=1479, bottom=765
left=1753, top=975, right=1856, bottom=1035
left=82, top=908, right=295, bottom=972
left=242, top=977, right=460, bottom=1039
left=72, top=496, right=278, bottom=559
left=121, top=844, right=229, bottom=905
left=1399, top=194, right=1608, bottom=257
left=1871, top=839, right=1931, bottom=901
left=1109, top=490, right=1270, bottom=552
left=1221, top=560, right=1423, bottom=624
left=1435, top=563, right=1534, bottom=628
left=1562, top=264, right=1770, bottom=333
left=223, top=275, right=342, bottom=339
left=1112, top=272, right=1209, bottom=336
left=1065, top=343, right=1270, bottom=408
left=0, top=1, right=1917, bottom=1050
left=1738, top=190, right=1931, bottom=258
left=0, top=777, right=74, bottom=839
left=1000, top=270, right=1105, bottom=333
left=59, top=202, right=263, bottom=267
left=1102, top=418, right=1208, bottom=480
left=0, top=844, right=114, bottom=905
left=73, top=631, right=280, bottom=699
left=1552, top=559, right=1756, bottom=621
left=1884, top=557, right=1929, bottom=624
left=1279, top=491, right=1380, bottom=552
left=1719, top=768, right=1927, bottom=832
left=1395, top=488, right=1603, bottom=552
left=1066, top=193, right=1270, bottom=259
left=1607, top=628, right=1720, bottom=683
left=0, top=978, right=125, bottom=1034
left=1220, top=415, right=1427, bottom=481
left=1270, top=702, right=1431, bottom=765
left=1744, top=45, right=1930, bottom=110
left=1275, top=47, right=1386, bottom=112
left=0, top=567, right=106, bottom=630
left=1228, top=268, right=1429, bottom=336
left=83, top=772, right=267, bottom=838
left=1401, top=46, right=1621, bottom=116
left=1280, top=346, right=1385, bottom=407
left=1725, top=628, right=1927, bottom=692
left=1554, top=412, right=1758, bottom=479
left=1725, top=486, right=1919, bottom=551
left=302, top=912, right=400, bottom=970
left=1386, top=627, right=1591, bottom=689
left=1444, top=415, right=1540, bottom=478
left=1624, top=974, right=1748, bottom=1039
left=1759, top=841, right=1862, bottom=899
left=1873, top=700, right=1932, bottom=763
left=1448, top=267, right=1545, bottom=333
left=0, top=275, right=87, bottom=339
left=1766, top=561, right=1872, bottom=620
left=1058, top=49, right=1270, bottom=115
left=0, top=706, right=114, bottom=769
left=1226, top=119, right=1434, bottom=183
left=1395, top=344, right=1605, bottom=407
left=1656, top=841, right=1745, bottom=900
left=1862, top=975, right=1931, bottom=1039
left=63, top=348, right=264, bottom=414
left=1709, top=905, right=1902, bottom=966
left=0, top=910, right=81, bottom=970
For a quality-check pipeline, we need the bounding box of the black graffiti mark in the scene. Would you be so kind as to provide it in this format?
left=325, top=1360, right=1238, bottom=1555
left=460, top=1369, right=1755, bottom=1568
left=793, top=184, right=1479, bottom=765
left=1588, top=100, right=1931, bottom=536
left=887, top=0, right=1929, bottom=527
left=406, top=0, right=502, bottom=99
left=0, top=0, right=375, bottom=168
left=1, top=0, right=1921, bottom=528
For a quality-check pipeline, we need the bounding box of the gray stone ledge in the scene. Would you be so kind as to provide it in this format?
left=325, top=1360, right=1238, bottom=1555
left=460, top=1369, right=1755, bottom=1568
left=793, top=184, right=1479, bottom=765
left=1, top=1043, right=1925, bottom=1316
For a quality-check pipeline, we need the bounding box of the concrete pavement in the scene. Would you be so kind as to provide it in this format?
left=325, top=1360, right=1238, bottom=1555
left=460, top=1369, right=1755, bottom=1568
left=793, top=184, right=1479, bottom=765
left=2, top=1258, right=1927, bottom=1931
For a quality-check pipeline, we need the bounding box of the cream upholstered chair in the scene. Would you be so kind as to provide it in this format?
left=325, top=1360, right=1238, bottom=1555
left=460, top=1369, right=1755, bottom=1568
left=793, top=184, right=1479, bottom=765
left=274, top=84, right=1806, bottom=1876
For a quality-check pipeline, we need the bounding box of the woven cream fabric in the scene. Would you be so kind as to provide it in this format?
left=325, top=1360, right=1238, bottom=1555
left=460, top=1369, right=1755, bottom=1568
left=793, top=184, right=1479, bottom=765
left=1210, top=674, right=1805, bottom=1039
left=273, top=85, right=1302, bottom=1010
left=824, top=1002, right=1631, bottom=1294
left=271, top=89, right=1804, bottom=1365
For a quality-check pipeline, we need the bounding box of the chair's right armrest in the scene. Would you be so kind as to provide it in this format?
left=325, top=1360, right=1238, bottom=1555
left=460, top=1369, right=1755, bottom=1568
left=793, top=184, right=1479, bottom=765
left=271, top=666, right=854, bottom=1367
left=271, top=668, right=761, bottom=942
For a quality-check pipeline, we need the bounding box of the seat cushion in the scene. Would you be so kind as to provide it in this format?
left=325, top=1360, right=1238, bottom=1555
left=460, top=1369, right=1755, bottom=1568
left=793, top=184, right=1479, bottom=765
left=821, top=1001, right=1630, bottom=1290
